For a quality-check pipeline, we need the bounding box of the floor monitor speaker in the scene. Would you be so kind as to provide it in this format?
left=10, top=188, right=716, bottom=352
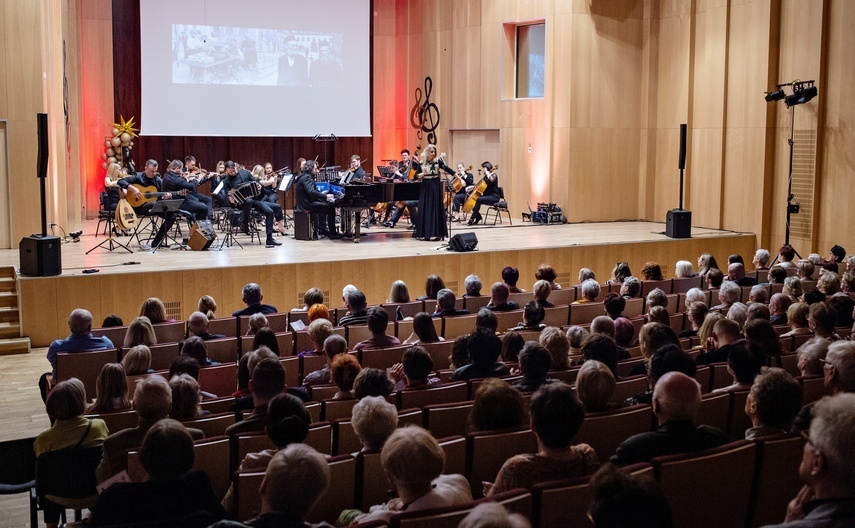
left=19, top=235, right=62, bottom=276
left=188, top=221, right=216, bottom=250
left=448, top=232, right=478, bottom=252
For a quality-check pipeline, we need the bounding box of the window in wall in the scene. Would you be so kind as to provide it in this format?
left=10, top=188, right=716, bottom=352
left=515, top=23, right=545, bottom=98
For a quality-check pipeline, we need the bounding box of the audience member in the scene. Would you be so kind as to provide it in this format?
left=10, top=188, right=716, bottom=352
left=451, top=331, right=508, bottom=381
left=354, top=307, right=401, bottom=351
left=566, top=325, right=589, bottom=355
left=769, top=293, right=792, bottom=326
left=169, top=355, right=202, bottom=381
left=476, top=308, right=499, bottom=334
left=539, top=326, right=571, bottom=370
left=90, top=419, right=225, bottom=526
left=301, top=287, right=325, bottom=310
left=232, top=283, right=277, bottom=317
left=727, top=302, right=748, bottom=329
left=680, top=301, right=708, bottom=338
left=581, top=334, right=620, bottom=377
left=578, top=267, right=596, bottom=284
left=303, top=318, right=334, bottom=355
left=226, top=358, right=285, bottom=436
left=769, top=264, right=787, bottom=284
left=809, top=301, right=840, bottom=341
left=589, top=464, right=674, bottom=528
left=139, top=297, right=171, bottom=323
left=828, top=295, right=854, bottom=328
left=792, top=341, right=855, bottom=432
left=576, top=360, right=617, bottom=412
left=418, top=274, right=446, bottom=301
left=488, top=383, right=598, bottom=496
left=502, top=266, right=525, bottom=293
left=574, top=279, right=600, bottom=303
left=198, top=294, right=217, bottom=319
left=339, top=290, right=369, bottom=326
left=433, top=288, right=470, bottom=317
left=778, top=244, right=797, bottom=268
left=353, top=368, right=394, bottom=399
left=804, top=289, right=827, bottom=306
left=486, top=282, right=520, bottom=312
left=784, top=276, right=804, bottom=303
left=647, top=305, right=670, bottom=326
left=696, top=318, right=741, bottom=365
left=87, top=363, right=131, bottom=414
left=182, top=335, right=216, bottom=367
left=611, top=372, right=730, bottom=465
left=706, top=268, right=725, bottom=288
left=458, top=502, right=531, bottom=528
left=252, top=327, right=280, bottom=356
left=390, top=346, right=439, bottom=390
left=645, top=288, right=668, bottom=312
left=744, top=318, right=783, bottom=361
left=351, top=396, right=398, bottom=452
left=711, top=340, right=764, bottom=394
left=797, top=337, right=829, bottom=378
left=533, top=280, right=554, bottom=308
left=620, top=276, right=642, bottom=299
left=123, top=316, right=157, bottom=348
left=603, top=293, right=626, bottom=319
left=464, top=274, right=483, bottom=297
left=246, top=312, right=269, bottom=336
left=712, top=281, right=740, bottom=310
left=753, top=248, right=772, bottom=271
left=513, top=342, right=557, bottom=392
left=744, top=368, right=802, bottom=439
left=307, top=303, right=330, bottom=323
left=608, top=262, right=633, bottom=285
left=469, top=378, right=529, bottom=433
left=631, top=323, right=679, bottom=375
left=403, top=312, right=442, bottom=345
left=169, top=373, right=208, bottom=421
left=674, top=260, right=694, bottom=278
left=501, top=330, right=526, bottom=362
left=641, top=261, right=664, bottom=281
left=536, top=263, right=562, bottom=290
left=450, top=334, right=471, bottom=370
left=354, top=426, right=472, bottom=524
left=302, top=334, right=347, bottom=387
left=101, top=314, right=123, bottom=327
left=748, top=284, right=769, bottom=304
left=817, top=272, right=841, bottom=296
left=747, top=303, right=771, bottom=323
left=613, top=317, right=635, bottom=348
left=330, top=353, right=361, bottom=400
left=728, top=262, right=757, bottom=286
left=509, top=300, right=546, bottom=331
left=387, top=280, right=410, bottom=304
left=797, top=259, right=816, bottom=282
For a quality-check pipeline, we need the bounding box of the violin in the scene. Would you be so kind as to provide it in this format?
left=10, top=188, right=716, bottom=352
left=462, top=164, right=498, bottom=213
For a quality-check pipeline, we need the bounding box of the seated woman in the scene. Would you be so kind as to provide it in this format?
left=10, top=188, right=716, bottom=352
left=89, top=419, right=225, bottom=525
left=352, top=396, right=398, bottom=453
left=391, top=346, right=441, bottom=390
left=35, top=378, right=110, bottom=528
left=245, top=312, right=268, bottom=336
left=301, top=318, right=333, bottom=355
left=221, top=393, right=310, bottom=515
left=646, top=305, right=671, bottom=326
left=501, top=330, right=525, bottom=363
left=181, top=336, right=216, bottom=367
left=539, top=326, right=571, bottom=370
left=744, top=367, right=803, bottom=440
left=87, top=362, right=131, bottom=414
left=576, top=360, right=617, bottom=413
left=388, top=280, right=411, bottom=304
left=354, top=426, right=472, bottom=523
left=487, top=383, right=599, bottom=496
left=169, top=374, right=210, bottom=421
left=353, top=368, right=395, bottom=399
left=783, top=276, right=804, bottom=303
left=711, top=340, right=764, bottom=394
left=403, top=311, right=443, bottom=345
left=123, top=316, right=157, bottom=348
left=536, top=263, right=562, bottom=291
left=796, top=337, right=828, bottom=377
left=139, top=297, right=173, bottom=324
left=679, top=301, right=708, bottom=338
left=780, top=302, right=813, bottom=338
left=198, top=295, right=217, bottom=319
left=122, top=344, right=152, bottom=376
left=417, top=274, right=446, bottom=301
left=330, top=354, right=362, bottom=400
left=252, top=327, right=281, bottom=357
left=641, top=262, right=664, bottom=281
left=308, top=303, right=329, bottom=323
left=468, top=378, right=529, bottom=433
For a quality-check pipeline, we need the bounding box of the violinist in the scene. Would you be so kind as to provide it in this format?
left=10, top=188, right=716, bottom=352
left=467, top=161, right=501, bottom=226
left=450, top=163, right=474, bottom=222
left=180, top=155, right=214, bottom=219
left=258, top=163, right=280, bottom=205
left=342, top=155, right=366, bottom=184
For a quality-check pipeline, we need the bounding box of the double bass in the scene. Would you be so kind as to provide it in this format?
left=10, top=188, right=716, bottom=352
left=462, top=164, right=498, bottom=213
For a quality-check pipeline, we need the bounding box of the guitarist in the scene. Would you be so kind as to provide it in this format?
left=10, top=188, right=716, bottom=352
left=118, top=159, right=179, bottom=249
left=163, top=159, right=211, bottom=223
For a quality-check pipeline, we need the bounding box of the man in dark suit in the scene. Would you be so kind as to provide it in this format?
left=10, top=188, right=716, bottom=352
left=226, top=358, right=285, bottom=437
left=96, top=376, right=203, bottom=482
left=276, top=36, right=308, bottom=86
left=186, top=311, right=225, bottom=341
left=611, top=372, right=730, bottom=466
left=485, top=282, right=520, bottom=312
left=118, top=159, right=181, bottom=249
left=728, top=262, right=758, bottom=287
left=161, top=159, right=210, bottom=222
left=218, top=161, right=282, bottom=247
left=769, top=293, right=792, bottom=326
left=294, top=160, right=339, bottom=239
left=232, top=283, right=277, bottom=317
left=432, top=289, right=470, bottom=318
left=695, top=318, right=742, bottom=365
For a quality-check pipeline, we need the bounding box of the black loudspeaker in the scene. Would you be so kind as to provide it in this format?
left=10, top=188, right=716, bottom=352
left=448, top=232, right=478, bottom=252
left=188, top=221, right=216, bottom=250
left=678, top=123, right=687, bottom=170
left=666, top=209, right=692, bottom=239
left=37, top=113, right=48, bottom=179
left=19, top=235, right=62, bottom=276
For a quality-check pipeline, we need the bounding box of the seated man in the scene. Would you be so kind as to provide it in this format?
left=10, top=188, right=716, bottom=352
left=353, top=307, right=401, bottom=351
left=226, top=358, right=285, bottom=437
left=463, top=274, right=483, bottom=297
left=711, top=280, right=741, bottom=311
left=512, top=342, right=557, bottom=393
left=769, top=394, right=855, bottom=528
left=744, top=367, right=803, bottom=440
left=769, top=293, right=793, bottom=326
left=218, top=160, right=282, bottom=247
left=232, top=283, right=277, bottom=317
left=117, top=159, right=181, bottom=249
left=432, top=288, right=469, bottom=317
left=695, top=318, right=741, bottom=365
left=502, top=266, right=526, bottom=293
left=509, top=300, right=546, bottom=331
left=302, top=334, right=348, bottom=387
left=753, top=248, right=772, bottom=271
left=161, top=159, right=210, bottom=224
left=96, top=376, right=204, bottom=482
left=485, top=282, right=520, bottom=312
left=338, top=290, right=369, bottom=326
left=450, top=330, right=508, bottom=381
left=792, top=341, right=855, bottom=432
left=186, top=311, right=225, bottom=341
left=383, top=200, right=419, bottom=229
left=611, top=372, right=730, bottom=465
left=39, top=308, right=114, bottom=402
left=390, top=346, right=441, bottom=390
left=727, top=262, right=758, bottom=287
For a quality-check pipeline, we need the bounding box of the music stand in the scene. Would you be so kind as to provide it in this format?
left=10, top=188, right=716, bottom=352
left=146, top=199, right=186, bottom=252
left=217, top=207, right=243, bottom=250
left=87, top=206, right=133, bottom=254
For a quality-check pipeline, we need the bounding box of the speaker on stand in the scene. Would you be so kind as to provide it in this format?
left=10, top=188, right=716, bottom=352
left=665, top=123, right=692, bottom=239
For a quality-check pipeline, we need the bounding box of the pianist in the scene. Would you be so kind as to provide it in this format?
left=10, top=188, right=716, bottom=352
left=295, top=160, right=340, bottom=240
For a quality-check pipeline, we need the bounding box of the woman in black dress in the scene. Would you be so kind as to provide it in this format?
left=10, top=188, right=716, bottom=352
left=415, top=144, right=451, bottom=241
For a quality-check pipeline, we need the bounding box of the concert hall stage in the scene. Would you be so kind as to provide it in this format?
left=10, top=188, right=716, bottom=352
left=3, top=219, right=755, bottom=347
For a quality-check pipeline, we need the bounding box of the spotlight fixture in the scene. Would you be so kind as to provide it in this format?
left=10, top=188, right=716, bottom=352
left=764, top=89, right=785, bottom=103
left=785, top=83, right=818, bottom=108
left=70, top=230, right=83, bottom=242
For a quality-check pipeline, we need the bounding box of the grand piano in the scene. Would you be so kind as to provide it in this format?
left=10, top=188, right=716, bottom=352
left=317, top=179, right=422, bottom=242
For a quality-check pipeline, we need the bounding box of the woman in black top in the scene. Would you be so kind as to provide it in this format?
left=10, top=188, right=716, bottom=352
left=467, top=161, right=501, bottom=225
left=415, top=144, right=450, bottom=241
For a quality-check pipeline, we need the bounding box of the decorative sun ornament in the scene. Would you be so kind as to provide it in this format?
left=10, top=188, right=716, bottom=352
left=111, top=115, right=139, bottom=138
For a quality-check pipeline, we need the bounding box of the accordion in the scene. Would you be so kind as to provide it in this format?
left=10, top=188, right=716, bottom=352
left=228, top=181, right=263, bottom=205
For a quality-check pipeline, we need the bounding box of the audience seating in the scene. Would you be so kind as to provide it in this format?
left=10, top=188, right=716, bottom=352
left=569, top=303, right=604, bottom=325
left=397, top=382, right=468, bottom=410
left=288, top=310, right=310, bottom=327
left=640, top=279, right=673, bottom=296
left=301, top=354, right=327, bottom=379
left=85, top=409, right=137, bottom=435
left=423, top=401, right=474, bottom=439
left=322, top=399, right=359, bottom=422
left=91, top=326, right=127, bottom=347
left=332, top=419, right=361, bottom=456
left=346, top=325, right=374, bottom=348
left=305, top=422, right=332, bottom=455
left=494, top=310, right=524, bottom=332
left=616, top=358, right=645, bottom=378
left=56, top=349, right=119, bottom=397
left=694, top=365, right=711, bottom=394
left=697, top=391, right=730, bottom=432
left=542, top=306, right=570, bottom=327
left=306, top=454, right=357, bottom=524
left=463, top=296, right=491, bottom=312
left=798, top=375, right=830, bottom=405
left=35, top=445, right=102, bottom=525
left=205, top=337, right=239, bottom=363
left=610, top=375, right=648, bottom=404
left=574, top=404, right=654, bottom=460
left=726, top=390, right=752, bottom=437
left=622, top=297, right=644, bottom=318
left=672, top=276, right=703, bottom=294
left=355, top=451, right=391, bottom=511
left=746, top=433, right=805, bottom=527
left=507, top=292, right=532, bottom=306
left=360, top=345, right=409, bottom=370
left=707, top=362, right=731, bottom=392
left=182, top=412, right=235, bottom=438
left=442, top=315, right=478, bottom=340
left=466, top=428, right=538, bottom=498
left=207, top=316, right=237, bottom=337
left=152, top=321, right=186, bottom=344
left=234, top=469, right=264, bottom=522
left=548, top=288, right=574, bottom=305
left=389, top=489, right=532, bottom=528
left=280, top=356, right=300, bottom=388
left=197, top=363, right=238, bottom=397
left=652, top=440, right=757, bottom=528
left=0, top=436, right=38, bottom=528
left=305, top=402, right=322, bottom=423
left=238, top=313, right=288, bottom=335
left=310, top=384, right=339, bottom=402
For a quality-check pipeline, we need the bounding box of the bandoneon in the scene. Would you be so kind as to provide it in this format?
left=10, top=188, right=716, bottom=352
left=228, top=181, right=263, bottom=205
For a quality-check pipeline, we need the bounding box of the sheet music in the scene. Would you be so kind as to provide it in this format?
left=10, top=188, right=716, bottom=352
left=214, top=181, right=224, bottom=194
left=278, top=173, right=293, bottom=191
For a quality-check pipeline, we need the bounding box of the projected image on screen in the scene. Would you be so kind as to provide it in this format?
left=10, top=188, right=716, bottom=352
left=172, top=24, right=343, bottom=87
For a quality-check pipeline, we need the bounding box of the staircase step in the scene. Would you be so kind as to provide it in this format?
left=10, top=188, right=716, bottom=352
left=0, top=322, right=20, bottom=339
left=0, top=277, right=15, bottom=293
left=0, top=292, right=17, bottom=308
left=0, top=266, right=15, bottom=280
left=0, top=306, right=18, bottom=324
left=0, top=337, right=30, bottom=355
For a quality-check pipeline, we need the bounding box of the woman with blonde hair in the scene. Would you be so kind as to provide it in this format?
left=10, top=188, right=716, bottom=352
left=783, top=276, right=804, bottom=303
left=198, top=295, right=217, bottom=319
left=304, top=318, right=333, bottom=355
left=122, top=345, right=152, bottom=375
left=88, top=363, right=131, bottom=414
left=169, top=373, right=207, bottom=421
left=139, top=298, right=169, bottom=324
left=781, top=302, right=813, bottom=337
left=697, top=311, right=724, bottom=348
left=124, top=316, right=157, bottom=348
left=414, top=144, right=449, bottom=241
left=388, top=280, right=411, bottom=304
left=576, top=360, right=616, bottom=413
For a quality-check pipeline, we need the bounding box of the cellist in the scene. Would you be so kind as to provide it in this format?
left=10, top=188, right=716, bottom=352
left=466, top=161, right=501, bottom=225
left=450, top=163, right=475, bottom=222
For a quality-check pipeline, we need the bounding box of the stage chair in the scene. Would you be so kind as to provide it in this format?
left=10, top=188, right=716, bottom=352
left=360, top=345, right=409, bottom=370
left=423, top=401, right=474, bottom=439
left=574, top=404, right=654, bottom=460
left=543, top=305, right=570, bottom=327
left=442, top=314, right=478, bottom=340
left=84, top=409, right=137, bottom=435
left=35, top=445, right=102, bottom=525
left=305, top=422, right=332, bottom=455
left=91, top=326, right=128, bottom=347
left=568, top=302, right=605, bottom=325
left=798, top=375, right=830, bottom=405
left=0, top=436, right=38, bottom=528
left=55, top=349, right=119, bottom=397
left=205, top=337, right=239, bottom=364
left=463, top=296, right=491, bottom=312
left=746, top=433, right=805, bottom=528
left=152, top=321, right=186, bottom=344
left=672, top=276, right=703, bottom=294
left=697, top=391, right=730, bottom=432
left=197, top=362, right=238, bottom=398
left=207, top=316, right=237, bottom=337
left=397, top=382, right=468, bottom=410
left=305, top=454, right=357, bottom=524
left=652, top=440, right=757, bottom=528
left=466, top=428, right=538, bottom=498
left=421, top=340, right=454, bottom=370
left=483, top=187, right=511, bottom=225
left=322, top=398, right=358, bottom=422
left=182, top=411, right=235, bottom=438
left=611, top=375, right=649, bottom=404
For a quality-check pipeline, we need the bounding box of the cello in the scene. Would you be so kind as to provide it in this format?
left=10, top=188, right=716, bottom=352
left=450, top=165, right=473, bottom=192
left=462, top=164, right=498, bottom=213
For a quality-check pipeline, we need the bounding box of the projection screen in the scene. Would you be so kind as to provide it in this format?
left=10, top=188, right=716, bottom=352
left=139, top=0, right=371, bottom=137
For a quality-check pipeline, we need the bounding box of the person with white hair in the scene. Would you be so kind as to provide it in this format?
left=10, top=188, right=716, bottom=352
left=748, top=285, right=769, bottom=304
left=463, top=274, right=483, bottom=297
left=246, top=312, right=269, bottom=336
left=768, top=394, right=855, bottom=527
left=792, top=341, right=855, bottom=433
left=712, top=280, right=741, bottom=310
left=351, top=396, right=398, bottom=452
left=796, top=337, right=829, bottom=378
left=674, top=260, right=694, bottom=278
left=232, top=283, right=277, bottom=317
left=611, top=372, right=729, bottom=465
left=684, top=287, right=707, bottom=310
left=753, top=248, right=772, bottom=271
left=727, top=302, right=748, bottom=329
left=574, top=279, right=600, bottom=304
left=432, top=288, right=469, bottom=317
left=458, top=502, right=532, bottom=528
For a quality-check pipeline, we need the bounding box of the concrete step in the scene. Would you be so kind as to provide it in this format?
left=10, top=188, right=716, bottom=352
left=0, top=306, right=19, bottom=324
left=0, top=322, right=21, bottom=339
left=0, top=337, right=30, bottom=355
left=0, top=292, right=17, bottom=308
left=0, top=277, right=16, bottom=293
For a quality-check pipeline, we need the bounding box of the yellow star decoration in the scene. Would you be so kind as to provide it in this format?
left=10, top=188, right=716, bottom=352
left=111, top=115, right=139, bottom=138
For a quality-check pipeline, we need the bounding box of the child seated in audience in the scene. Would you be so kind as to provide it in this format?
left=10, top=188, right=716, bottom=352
left=487, top=383, right=599, bottom=496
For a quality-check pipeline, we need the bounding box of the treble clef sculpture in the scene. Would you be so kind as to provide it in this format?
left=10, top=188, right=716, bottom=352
left=409, top=76, right=441, bottom=145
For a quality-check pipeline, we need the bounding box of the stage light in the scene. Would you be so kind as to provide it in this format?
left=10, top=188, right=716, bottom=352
left=785, top=85, right=818, bottom=108
left=70, top=230, right=82, bottom=242
left=765, top=90, right=785, bottom=103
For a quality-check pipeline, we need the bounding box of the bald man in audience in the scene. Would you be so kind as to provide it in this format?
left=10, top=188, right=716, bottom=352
left=769, top=293, right=792, bottom=326
left=611, top=372, right=730, bottom=465
left=485, top=282, right=520, bottom=312
left=96, top=376, right=203, bottom=482
left=186, top=311, right=226, bottom=341
left=728, top=262, right=757, bottom=287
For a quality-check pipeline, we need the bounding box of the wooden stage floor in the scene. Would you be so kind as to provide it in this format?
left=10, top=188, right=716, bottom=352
left=3, top=219, right=756, bottom=348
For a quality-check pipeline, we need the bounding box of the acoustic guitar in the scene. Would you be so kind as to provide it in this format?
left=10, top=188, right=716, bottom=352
left=114, top=198, right=138, bottom=230
left=125, top=184, right=188, bottom=208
